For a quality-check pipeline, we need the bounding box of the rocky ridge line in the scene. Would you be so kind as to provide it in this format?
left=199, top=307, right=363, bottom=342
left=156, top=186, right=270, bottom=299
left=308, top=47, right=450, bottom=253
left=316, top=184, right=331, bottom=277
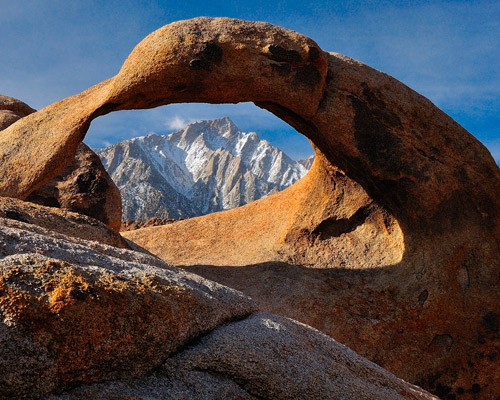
left=97, top=117, right=308, bottom=221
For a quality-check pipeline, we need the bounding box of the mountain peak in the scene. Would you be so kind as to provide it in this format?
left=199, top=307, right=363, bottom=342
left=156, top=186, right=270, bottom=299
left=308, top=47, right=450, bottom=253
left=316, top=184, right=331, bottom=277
left=209, top=116, right=237, bottom=130
left=97, top=117, right=310, bottom=221
left=188, top=117, right=240, bottom=139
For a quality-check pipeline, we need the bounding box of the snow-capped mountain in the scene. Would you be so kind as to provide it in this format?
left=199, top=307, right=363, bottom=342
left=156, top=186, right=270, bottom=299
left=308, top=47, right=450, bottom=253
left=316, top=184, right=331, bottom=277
left=298, top=155, right=315, bottom=170
left=97, top=117, right=310, bottom=222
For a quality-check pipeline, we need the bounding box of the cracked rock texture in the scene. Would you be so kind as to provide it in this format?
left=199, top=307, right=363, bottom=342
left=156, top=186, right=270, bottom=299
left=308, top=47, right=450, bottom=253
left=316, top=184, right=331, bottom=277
left=0, top=17, right=498, bottom=399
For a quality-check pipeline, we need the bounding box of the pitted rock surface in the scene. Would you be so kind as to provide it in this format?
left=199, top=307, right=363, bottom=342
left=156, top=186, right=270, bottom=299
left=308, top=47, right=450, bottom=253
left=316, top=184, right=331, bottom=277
left=27, top=143, right=122, bottom=231
left=0, top=18, right=498, bottom=398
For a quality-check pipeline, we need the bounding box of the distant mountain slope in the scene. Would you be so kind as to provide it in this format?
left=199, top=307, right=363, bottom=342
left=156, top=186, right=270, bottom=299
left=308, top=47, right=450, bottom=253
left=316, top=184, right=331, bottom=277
left=298, top=155, right=314, bottom=170
left=97, top=117, right=310, bottom=221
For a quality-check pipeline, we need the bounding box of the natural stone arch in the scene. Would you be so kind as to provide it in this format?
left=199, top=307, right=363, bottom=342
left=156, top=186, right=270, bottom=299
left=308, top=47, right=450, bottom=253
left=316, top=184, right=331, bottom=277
left=0, top=17, right=498, bottom=397
left=0, top=18, right=496, bottom=231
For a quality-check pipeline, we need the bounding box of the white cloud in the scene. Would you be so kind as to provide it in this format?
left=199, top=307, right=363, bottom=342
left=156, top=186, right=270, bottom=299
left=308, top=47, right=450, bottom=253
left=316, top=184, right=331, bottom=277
left=166, top=116, right=189, bottom=131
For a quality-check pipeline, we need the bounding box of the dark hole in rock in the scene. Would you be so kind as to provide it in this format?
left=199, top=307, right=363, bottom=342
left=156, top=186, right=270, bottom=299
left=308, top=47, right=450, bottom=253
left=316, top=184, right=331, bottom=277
left=429, top=334, right=454, bottom=353
left=76, top=172, right=95, bottom=194
left=418, top=289, right=428, bottom=307
left=470, top=383, right=481, bottom=393
left=482, top=311, right=499, bottom=333
left=312, top=205, right=372, bottom=239
left=435, top=382, right=453, bottom=398
left=268, top=44, right=302, bottom=63
left=197, top=42, right=223, bottom=63
left=4, top=209, right=29, bottom=223
left=189, top=58, right=211, bottom=70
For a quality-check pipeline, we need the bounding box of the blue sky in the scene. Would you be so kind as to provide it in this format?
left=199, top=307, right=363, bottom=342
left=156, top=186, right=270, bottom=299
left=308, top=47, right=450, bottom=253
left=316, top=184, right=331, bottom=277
left=0, top=0, right=498, bottom=161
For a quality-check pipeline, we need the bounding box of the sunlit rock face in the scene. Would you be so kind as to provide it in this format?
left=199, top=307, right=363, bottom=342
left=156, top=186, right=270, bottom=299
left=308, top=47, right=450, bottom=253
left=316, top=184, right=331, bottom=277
left=97, top=117, right=308, bottom=221
left=0, top=95, right=36, bottom=130
left=0, top=95, right=122, bottom=231
left=0, top=17, right=498, bottom=399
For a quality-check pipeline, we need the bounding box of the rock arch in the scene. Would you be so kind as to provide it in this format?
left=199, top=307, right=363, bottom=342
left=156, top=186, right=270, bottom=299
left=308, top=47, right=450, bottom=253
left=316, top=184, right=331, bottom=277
left=0, top=17, right=498, bottom=397
left=0, top=18, right=496, bottom=230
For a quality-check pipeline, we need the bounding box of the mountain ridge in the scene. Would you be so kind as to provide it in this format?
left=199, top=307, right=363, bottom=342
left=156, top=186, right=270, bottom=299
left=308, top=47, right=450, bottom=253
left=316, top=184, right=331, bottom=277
left=97, top=117, right=310, bottom=221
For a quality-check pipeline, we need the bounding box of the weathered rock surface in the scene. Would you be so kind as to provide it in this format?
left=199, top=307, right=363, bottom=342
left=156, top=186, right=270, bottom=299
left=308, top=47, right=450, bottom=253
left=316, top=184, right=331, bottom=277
left=0, top=95, right=36, bottom=130
left=0, top=201, right=434, bottom=400
left=0, top=95, right=121, bottom=231
left=0, top=17, right=498, bottom=398
left=50, top=313, right=437, bottom=400
left=27, top=143, right=122, bottom=231
left=0, top=197, right=128, bottom=249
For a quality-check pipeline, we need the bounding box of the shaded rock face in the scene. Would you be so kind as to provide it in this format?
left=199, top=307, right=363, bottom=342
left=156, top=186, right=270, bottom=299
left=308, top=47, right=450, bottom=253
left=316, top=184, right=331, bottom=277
left=27, top=143, right=122, bottom=231
left=0, top=17, right=498, bottom=398
left=0, top=95, right=121, bottom=231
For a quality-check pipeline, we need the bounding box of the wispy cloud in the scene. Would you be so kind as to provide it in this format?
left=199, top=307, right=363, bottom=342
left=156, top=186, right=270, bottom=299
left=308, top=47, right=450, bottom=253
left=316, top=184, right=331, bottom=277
left=166, top=116, right=191, bottom=131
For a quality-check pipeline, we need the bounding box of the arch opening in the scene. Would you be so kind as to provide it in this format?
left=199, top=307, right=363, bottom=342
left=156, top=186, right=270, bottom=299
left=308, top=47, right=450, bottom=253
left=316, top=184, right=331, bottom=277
left=2, top=18, right=498, bottom=395
left=90, top=102, right=405, bottom=270
left=0, top=16, right=409, bottom=270
left=86, top=102, right=315, bottom=228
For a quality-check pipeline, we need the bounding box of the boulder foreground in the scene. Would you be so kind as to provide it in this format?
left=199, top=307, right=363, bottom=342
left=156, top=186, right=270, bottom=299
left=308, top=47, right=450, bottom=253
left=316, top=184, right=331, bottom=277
left=0, top=199, right=435, bottom=399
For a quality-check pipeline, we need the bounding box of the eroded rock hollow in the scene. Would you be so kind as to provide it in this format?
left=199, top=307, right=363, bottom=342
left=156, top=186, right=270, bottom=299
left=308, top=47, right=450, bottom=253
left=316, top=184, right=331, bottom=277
left=0, top=18, right=498, bottom=399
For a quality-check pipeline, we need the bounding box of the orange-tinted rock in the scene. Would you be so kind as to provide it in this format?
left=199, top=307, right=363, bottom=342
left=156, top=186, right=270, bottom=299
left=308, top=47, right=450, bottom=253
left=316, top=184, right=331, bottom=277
left=0, top=18, right=498, bottom=398
left=0, top=95, right=36, bottom=130
left=0, top=202, right=434, bottom=400
left=0, top=95, right=121, bottom=231
left=125, top=153, right=404, bottom=267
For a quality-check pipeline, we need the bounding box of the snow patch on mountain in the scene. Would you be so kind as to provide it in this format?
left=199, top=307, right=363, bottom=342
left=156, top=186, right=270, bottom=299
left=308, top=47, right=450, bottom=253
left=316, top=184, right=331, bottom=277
left=97, top=117, right=311, bottom=222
